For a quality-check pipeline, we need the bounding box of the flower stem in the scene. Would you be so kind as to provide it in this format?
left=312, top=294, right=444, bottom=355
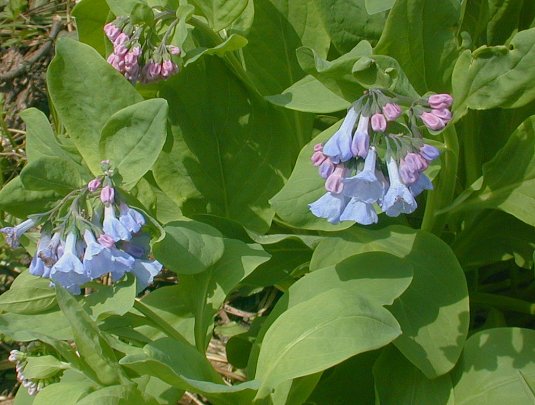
left=133, top=299, right=189, bottom=344
left=421, top=125, right=459, bottom=235
left=471, top=292, right=535, bottom=315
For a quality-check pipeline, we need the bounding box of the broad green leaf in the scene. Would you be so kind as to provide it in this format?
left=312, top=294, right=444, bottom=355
left=254, top=288, right=401, bottom=398
left=99, top=98, right=168, bottom=190
left=185, top=34, right=248, bottom=66
left=314, top=0, right=387, bottom=52
left=452, top=210, right=535, bottom=269
left=153, top=220, right=225, bottom=275
left=296, top=42, right=372, bottom=100
left=270, top=373, right=323, bottom=405
left=311, top=226, right=469, bottom=378
left=47, top=38, right=142, bottom=175
left=375, top=0, right=461, bottom=94
left=14, top=385, right=35, bottom=405
left=56, top=286, right=125, bottom=385
left=33, top=381, right=93, bottom=405
left=179, top=238, right=270, bottom=349
left=82, top=273, right=137, bottom=320
left=452, top=328, right=535, bottom=405
left=0, top=310, right=72, bottom=341
left=23, top=355, right=67, bottom=380
left=452, top=28, right=535, bottom=119
left=270, top=121, right=353, bottom=231
left=0, top=271, right=56, bottom=314
left=365, top=0, right=395, bottom=14
left=0, top=176, right=59, bottom=218
left=72, top=0, right=110, bottom=55
left=152, top=57, right=294, bottom=233
left=308, top=351, right=379, bottom=405
left=374, top=346, right=455, bottom=405
left=446, top=116, right=535, bottom=227
left=106, top=0, right=147, bottom=16
left=265, top=75, right=350, bottom=113
left=20, top=157, right=84, bottom=194
left=76, top=384, right=159, bottom=405
left=191, top=0, right=248, bottom=31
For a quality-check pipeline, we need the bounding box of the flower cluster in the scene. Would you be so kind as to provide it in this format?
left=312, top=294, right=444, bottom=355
left=1, top=161, right=162, bottom=294
left=9, top=344, right=62, bottom=396
left=104, top=16, right=181, bottom=84
left=309, top=89, right=447, bottom=225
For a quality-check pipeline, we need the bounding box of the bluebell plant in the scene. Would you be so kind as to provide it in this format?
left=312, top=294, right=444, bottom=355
left=0, top=160, right=162, bottom=294
left=309, top=89, right=450, bottom=225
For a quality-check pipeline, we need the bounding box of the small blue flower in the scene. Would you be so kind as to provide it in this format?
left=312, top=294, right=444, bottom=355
left=103, top=205, right=131, bottom=242
left=323, top=107, right=359, bottom=163
left=82, top=230, right=134, bottom=280
left=340, top=199, right=378, bottom=225
left=350, top=114, right=370, bottom=158
left=130, top=259, right=163, bottom=290
left=29, top=232, right=51, bottom=277
left=409, top=173, right=433, bottom=197
left=309, top=192, right=350, bottom=224
left=118, top=203, right=145, bottom=233
left=50, top=232, right=90, bottom=295
left=0, top=218, right=37, bottom=248
left=382, top=157, right=417, bottom=217
left=343, top=147, right=383, bottom=203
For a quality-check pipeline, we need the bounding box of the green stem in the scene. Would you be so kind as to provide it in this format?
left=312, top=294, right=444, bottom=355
left=421, top=125, right=459, bottom=235
left=471, top=292, right=535, bottom=315
left=133, top=299, right=188, bottom=344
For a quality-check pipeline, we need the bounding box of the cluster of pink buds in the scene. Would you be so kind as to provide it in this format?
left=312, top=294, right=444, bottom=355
left=419, top=94, right=453, bottom=131
left=104, top=17, right=182, bottom=84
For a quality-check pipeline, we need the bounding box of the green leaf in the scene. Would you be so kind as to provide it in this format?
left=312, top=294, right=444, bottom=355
left=452, top=328, right=535, bottom=405
left=270, top=121, right=353, bottom=231
left=0, top=310, right=72, bottom=341
left=185, top=34, right=248, bottom=66
left=180, top=238, right=270, bottom=350
left=452, top=28, right=535, bottom=119
left=311, top=225, right=470, bottom=378
left=374, top=0, right=461, bottom=94
left=0, top=176, right=59, bottom=218
left=99, top=98, right=168, bottom=190
left=33, top=381, right=93, bottom=405
left=265, top=75, right=350, bottom=113
left=153, top=220, right=225, bottom=275
left=254, top=288, right=401, bottom=398
left=0, top=271, right=56, bottom=314
left=56, top=286, right=125, bottom=385
left=82, top=273, right=137, bottom=320
left=106, top=0, right=147, bottom=16
left=191, top=0, right=248, bottom=31
left=76, top=384, right=159, bottom=405
left=47, top=38, right=142, bottom=175
left=314, top=0, right=387, bottom=52
left=152, top=57, right=295, bottom=233
left=20, top=157, right=84, bottom=194
left=447, top=115, right=535, bottom=227
left=72, top=0, right=110, bottom=55
left=374, top=346, right=455, bottom=405
left=23, top=355, right=67, bottom=380
left=452, top=210, right=535, bottom=269
left=365, top=0, right=395, bottom=14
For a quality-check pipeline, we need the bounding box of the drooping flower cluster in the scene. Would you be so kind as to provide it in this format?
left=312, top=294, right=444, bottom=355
left=309, top=89, right=447, bottom=225
left=1, top=161, right=162, bottom=294
left=104, top=15, right=181, bottom=84
left=9, top=343, right=63, bottom=396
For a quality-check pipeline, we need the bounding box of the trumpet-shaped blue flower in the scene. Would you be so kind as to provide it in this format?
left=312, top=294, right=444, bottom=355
left=340, top=199, right=378, bottom=225
left=50, top=233, right=90, bottom=295
left=0, top=218, right=37, bottom=248
left=343, top=148, right=383, bottom=203
left=130, top=259, right=163, bottom=290
left=103, top=205, right=131, bottom=242
left=323, top=107, right=358, bottom=163
left=382, top=157, right=417, bottom=217
left=29, top=232, right=51, bottom=277
left=350, top=114, right=370, bottom=158
left=82, top=231, right=134, bottom=280
left=409, top=173, right=433, bottom=197
left=309, top=192, right=349, bottom=224
left=118, top=203, right=145, bottom=233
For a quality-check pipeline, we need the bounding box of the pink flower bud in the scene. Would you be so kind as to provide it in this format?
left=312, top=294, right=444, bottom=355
left=113, top=33, right=129, bottom=46
left=311, top=150, right=327, bottom=166
left=104, top=23, right=121, bottom=42
left=98, top=234, right=115, bottom=249
left=382, top=103, right=402, bottom=121
left=431, top=108, right=451, bottom=122
left=325, top=165, right=347, bottom=194
left=371, top=113, right=387, bottom=132
left=420, top=112, right=445, bottom=131
left=428, top=94, right=453, bottom=109
left=313, top=143, right=323, bottom=152
left=161, top=60, right=178, bottom=78
left=100, top=185, right=115, bottom=206
left=87, top=178, right=101, bottom=192
left=168, top=45, right=182, bottom=56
